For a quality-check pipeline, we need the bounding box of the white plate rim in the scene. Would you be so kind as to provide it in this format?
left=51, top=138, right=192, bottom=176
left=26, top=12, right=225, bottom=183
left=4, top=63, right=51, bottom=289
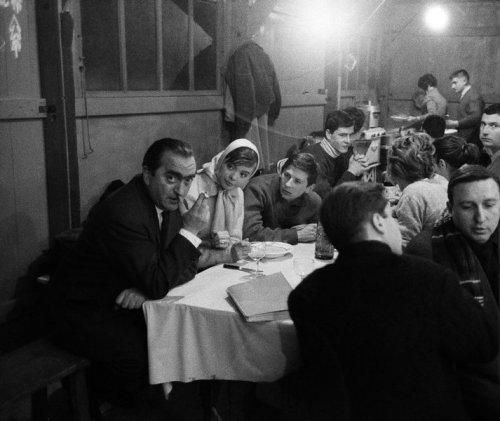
left=263, top=242, right=294, bottom=258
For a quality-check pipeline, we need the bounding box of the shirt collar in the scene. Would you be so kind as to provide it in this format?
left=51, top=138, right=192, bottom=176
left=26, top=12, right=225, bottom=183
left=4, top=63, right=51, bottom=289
left=461, top=85, right=471, bottom=98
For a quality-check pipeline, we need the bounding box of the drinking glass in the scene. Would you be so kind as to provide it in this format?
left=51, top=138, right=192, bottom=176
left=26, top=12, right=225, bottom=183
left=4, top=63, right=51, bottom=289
left=247, top=242, right=267, bottom=279
left=294, top=258, right=314, bottom=280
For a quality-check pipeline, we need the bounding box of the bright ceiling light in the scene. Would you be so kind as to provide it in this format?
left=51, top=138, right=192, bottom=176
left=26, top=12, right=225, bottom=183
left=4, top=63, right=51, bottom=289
left=424, top=5, right=449, bottom=32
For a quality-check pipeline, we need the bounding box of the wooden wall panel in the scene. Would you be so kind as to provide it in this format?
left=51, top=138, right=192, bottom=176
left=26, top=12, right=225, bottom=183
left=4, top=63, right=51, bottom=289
left=77, top=110, right=224, bottom=220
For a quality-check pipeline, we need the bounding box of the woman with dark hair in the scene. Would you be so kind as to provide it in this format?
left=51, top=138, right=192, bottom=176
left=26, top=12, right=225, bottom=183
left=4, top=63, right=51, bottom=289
left=184, top=138, right=260, bottom=269
left=387, top=133, right=448, bottom=248
left=433, top=134, right=480, bottom=180
left=407, top=73, right=447, bottom=123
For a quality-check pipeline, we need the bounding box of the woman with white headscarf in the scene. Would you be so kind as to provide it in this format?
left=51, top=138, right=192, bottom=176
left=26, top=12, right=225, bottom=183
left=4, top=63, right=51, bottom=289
left=184, top=138, right=260, bottom=269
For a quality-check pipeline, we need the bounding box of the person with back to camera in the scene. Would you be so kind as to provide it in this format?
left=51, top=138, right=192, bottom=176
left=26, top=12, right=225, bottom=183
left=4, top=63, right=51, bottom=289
left=433, top=134, right=480, bottom=183
left=407, top=73, right=448, bottom=124
left=387, top=132, right=448, bottom=248
left=422, top=114, right=446, bottom=139
left=288, top=181, right=498, bottom=421
left=183, top=139, right=259, bottom=270
left=301, top=109, right=371, bottom=199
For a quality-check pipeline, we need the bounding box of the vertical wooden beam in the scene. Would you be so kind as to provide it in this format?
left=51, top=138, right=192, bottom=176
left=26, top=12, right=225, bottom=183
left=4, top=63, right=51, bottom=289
left=188, top=0, right=194, bottom=91
left=118, top=0, right=127, bottom=91
left=36, top=0, right=78, bottom=241
left=156, top=0, right=163, bottom=91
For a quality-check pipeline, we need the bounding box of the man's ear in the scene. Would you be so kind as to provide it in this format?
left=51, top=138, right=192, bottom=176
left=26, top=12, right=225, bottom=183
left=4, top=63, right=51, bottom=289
left=325, top=129, right=332, bottom=139
left=371, top=212, right=386, bottom=235
left=306, top=184, right=316, bottom=193
left=446, top=200, right=452, bottom=214
left=143, top=166, right=151, bottom=186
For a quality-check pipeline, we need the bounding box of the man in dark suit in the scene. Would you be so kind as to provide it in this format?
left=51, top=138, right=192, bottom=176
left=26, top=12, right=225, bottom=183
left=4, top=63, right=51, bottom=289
left=49, top=138, right=209, bottom=405
left=446, top=69, right=485, bottom=150
left=288, top=181, right=498, bottom=420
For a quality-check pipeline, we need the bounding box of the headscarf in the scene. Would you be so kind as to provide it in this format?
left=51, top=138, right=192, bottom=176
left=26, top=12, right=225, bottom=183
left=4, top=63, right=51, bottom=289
left=185, top=139, right=259, bottom=244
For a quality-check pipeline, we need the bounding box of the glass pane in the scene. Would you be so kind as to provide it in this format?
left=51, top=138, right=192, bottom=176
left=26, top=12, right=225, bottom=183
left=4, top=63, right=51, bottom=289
left=194, top=0, right=217, bottom=90
left=162, top=0, right=189, bottom=90
left=125, top=0, right=158, bottom=90
left=81, top=0, right=121, bottom=91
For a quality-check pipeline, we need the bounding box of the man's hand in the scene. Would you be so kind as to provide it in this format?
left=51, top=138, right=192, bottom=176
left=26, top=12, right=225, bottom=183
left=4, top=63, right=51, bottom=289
left=115, top=288, right=147, bottom=310
left=230, top=240, right=251, bottom=262
left=446, top=119, right=458, bottom=129
left=348, top=154, right=370, bottom=177
left=179, top=193, right=209, bottom=235
left=296, top=223, right=317, bottom=243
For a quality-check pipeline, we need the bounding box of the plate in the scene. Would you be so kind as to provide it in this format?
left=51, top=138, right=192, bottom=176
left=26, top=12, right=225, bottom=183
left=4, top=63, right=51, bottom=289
left=263, top=242, right=294, bottom=259
left=390, top=115, right=409, bottom=121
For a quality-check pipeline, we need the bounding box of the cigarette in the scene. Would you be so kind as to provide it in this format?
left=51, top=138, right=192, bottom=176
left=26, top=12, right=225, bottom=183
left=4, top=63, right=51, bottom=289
left=202, top=191, right=209, bottom=198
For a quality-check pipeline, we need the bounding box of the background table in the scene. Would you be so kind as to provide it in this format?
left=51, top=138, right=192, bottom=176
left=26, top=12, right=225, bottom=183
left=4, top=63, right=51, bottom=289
left=143, top=243, right=333, bottom=385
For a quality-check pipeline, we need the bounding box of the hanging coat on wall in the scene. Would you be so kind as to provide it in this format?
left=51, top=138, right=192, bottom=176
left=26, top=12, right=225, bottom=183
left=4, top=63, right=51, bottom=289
left=225, top=41, right=282, bottom=140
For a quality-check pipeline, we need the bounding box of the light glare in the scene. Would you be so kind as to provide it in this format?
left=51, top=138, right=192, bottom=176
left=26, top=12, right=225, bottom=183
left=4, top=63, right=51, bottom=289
left=425, top=5, right=449, bottom=32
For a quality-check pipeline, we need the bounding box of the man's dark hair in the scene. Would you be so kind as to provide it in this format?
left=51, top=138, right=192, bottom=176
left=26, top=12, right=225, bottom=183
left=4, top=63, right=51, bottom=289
left=483, top=103, right=500, bottom=117
left=282, top=152, right=319, bottom=185
left=343, top=107, right=366, bottom=134
left=449, top=69, right=470, bottom=83
left=434, top=135, right=480, bottom=174
left=142, top=138, right=193, bottom=175
left=224, top=147, right=259, bottom=168
left=324, top=110, right=354, bottom=137
left=422, top=115, right=446, bottom=139
left=320, top=182, right=388, bottom=251
left=448, top=165, right=500, bottom=205
left=417, top=73, right=438, bottom=91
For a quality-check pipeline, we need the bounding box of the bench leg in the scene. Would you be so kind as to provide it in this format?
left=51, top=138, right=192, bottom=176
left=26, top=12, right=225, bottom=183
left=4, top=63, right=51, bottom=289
left=31, top=387, right=49, bottom=421
left=66, top=370, right=91, bottom=421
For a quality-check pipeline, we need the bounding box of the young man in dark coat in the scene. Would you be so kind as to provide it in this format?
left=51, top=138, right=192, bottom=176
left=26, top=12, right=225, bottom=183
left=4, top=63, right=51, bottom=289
left=289, top=181, right=498, bottom=420
left=407, top=165, right=500, bottom=421
left=48, top=138, right=209, bottom=404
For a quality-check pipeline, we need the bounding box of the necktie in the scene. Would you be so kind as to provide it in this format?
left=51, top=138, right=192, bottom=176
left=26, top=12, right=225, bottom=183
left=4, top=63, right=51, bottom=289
left=160, top=211, right=168, bottom=244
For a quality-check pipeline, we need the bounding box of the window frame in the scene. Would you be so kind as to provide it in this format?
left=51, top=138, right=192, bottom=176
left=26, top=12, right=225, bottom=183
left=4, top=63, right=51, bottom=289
left=73, top=0, right=223, bottom=116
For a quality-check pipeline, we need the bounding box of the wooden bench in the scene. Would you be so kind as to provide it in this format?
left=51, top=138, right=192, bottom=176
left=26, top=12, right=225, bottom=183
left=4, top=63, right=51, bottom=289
left=0, top=336, right=92, bottom=421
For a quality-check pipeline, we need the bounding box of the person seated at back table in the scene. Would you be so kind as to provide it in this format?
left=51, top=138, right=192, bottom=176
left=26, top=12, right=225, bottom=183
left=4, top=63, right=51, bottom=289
left=423, top=114, right=446, bottom=139
left=48, top=138, right=209, bottom=406
left=183, top=139, right=259, bottom=269
left=406, top=165, right=500, bottom=421
left=243, top=152, right=321, bottom=244
left=386, top=132, right=448, bottom=248
left=288, top=181, right=498, bottom=421
left=301, top=109, right=371, bottom=199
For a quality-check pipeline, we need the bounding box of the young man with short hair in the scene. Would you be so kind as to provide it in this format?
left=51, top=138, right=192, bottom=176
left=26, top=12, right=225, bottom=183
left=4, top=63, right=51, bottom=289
left=481, top=103, right=500, bottom=178
left=407, top=165, right=500, bottom=420
left=243, top=152, right=321, bottom=244
left=446, top=69, right=485, bottom=149
left=301, top=109, right=370, bottom=199
left=289, top=181, right=498, bottom=420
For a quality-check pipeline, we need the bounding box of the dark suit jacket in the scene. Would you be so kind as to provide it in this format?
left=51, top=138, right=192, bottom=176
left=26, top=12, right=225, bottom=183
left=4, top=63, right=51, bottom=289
left=457, top=86, right=485, bottom=147
left=49, top=174, right=200, bottom=325
left=288, top=241, right=498, bottom=421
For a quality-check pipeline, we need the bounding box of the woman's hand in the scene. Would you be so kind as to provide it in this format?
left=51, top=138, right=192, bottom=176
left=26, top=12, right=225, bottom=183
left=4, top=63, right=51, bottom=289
left=230, top=240, right=251, bottom=262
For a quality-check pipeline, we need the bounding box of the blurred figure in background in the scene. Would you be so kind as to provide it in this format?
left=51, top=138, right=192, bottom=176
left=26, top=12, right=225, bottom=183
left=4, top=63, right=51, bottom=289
left=433, top=134, right=480, bottom=182
left=422, top=114, right=446, bottom=140
left=446, top=69, right=485, bottom=150
left=408, top=73, right=447, bottom=124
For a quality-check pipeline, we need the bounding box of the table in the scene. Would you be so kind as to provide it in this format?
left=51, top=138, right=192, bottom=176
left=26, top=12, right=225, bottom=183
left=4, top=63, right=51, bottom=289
left=143, top=243, right=334, bottom=385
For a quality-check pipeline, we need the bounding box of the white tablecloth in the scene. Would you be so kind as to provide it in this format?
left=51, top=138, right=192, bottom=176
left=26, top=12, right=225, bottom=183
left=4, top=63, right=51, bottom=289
left=143, top=243, right=333, bottom=385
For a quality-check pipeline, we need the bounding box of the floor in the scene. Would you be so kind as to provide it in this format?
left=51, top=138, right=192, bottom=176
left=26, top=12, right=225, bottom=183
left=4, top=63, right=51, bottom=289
left=1, top=380, right=284, bottom=421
